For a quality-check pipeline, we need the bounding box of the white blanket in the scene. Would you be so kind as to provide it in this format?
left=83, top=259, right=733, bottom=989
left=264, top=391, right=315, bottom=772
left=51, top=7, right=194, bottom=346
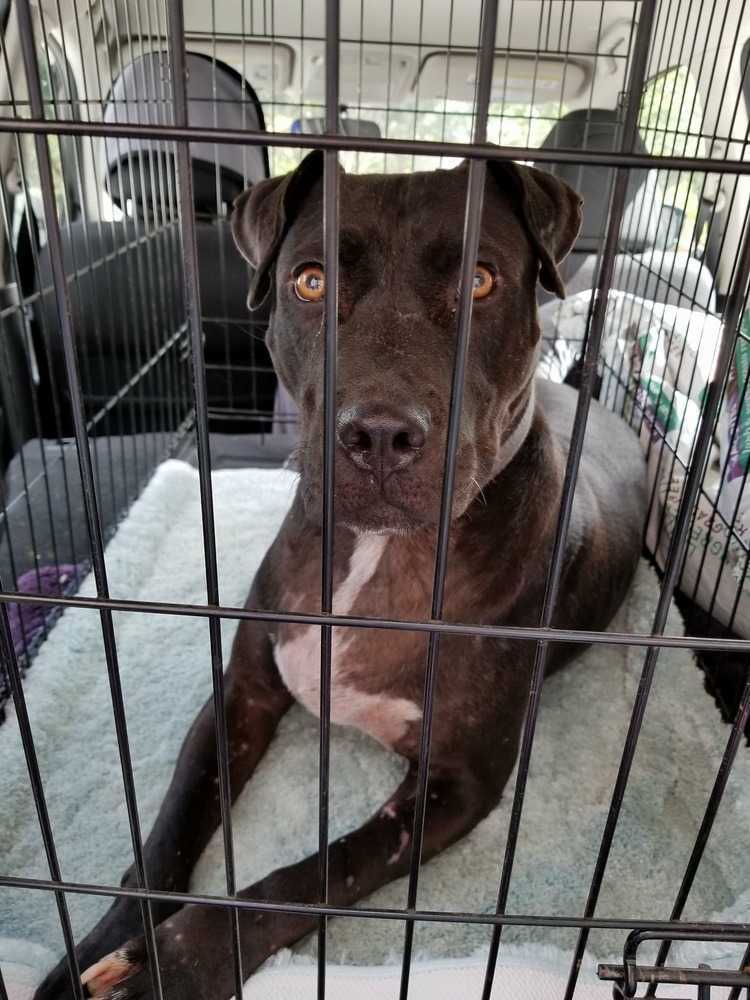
left=1, top=461, right=748, bottom=997
left=539, top=290, right=750, bottom=638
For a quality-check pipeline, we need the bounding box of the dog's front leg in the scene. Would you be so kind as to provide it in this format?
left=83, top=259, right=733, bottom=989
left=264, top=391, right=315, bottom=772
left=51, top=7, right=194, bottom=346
left=80, top=764, right=502, bottom=1000
left=34, top=621, right=292, bottom=1000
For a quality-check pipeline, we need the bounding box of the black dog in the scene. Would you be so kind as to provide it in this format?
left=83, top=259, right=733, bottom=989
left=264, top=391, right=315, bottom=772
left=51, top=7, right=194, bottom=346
left=36, top=152, right=647, bottom=999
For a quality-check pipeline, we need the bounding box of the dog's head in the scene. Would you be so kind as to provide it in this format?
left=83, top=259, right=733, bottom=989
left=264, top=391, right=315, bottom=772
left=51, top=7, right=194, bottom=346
left=232, top=151, right=582, bottom=533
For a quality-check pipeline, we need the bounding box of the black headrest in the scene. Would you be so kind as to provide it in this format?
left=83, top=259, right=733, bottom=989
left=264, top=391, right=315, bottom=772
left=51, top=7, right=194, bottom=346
left=103, top=52, right=269, bottom=218
left=538, top=109, right=659, bottom=254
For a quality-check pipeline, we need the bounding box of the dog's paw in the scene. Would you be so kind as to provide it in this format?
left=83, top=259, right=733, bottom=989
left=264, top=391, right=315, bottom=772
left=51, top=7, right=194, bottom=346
left=73, top=903, right=280, bottom=1000
left=81, top=951, right=197, bottom=1000
left=34, top=896, right=162, bottom=1000
left=34, top=943, right=135, bottom=1000
left=79, top=920, right=213, bottom=1000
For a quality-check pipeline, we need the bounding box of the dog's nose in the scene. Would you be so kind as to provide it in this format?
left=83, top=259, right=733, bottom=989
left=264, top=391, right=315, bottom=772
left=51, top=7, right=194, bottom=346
left=337, top=403, right=428, bottom=478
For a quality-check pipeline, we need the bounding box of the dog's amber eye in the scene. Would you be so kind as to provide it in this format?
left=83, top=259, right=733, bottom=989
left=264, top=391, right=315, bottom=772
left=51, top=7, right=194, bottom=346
left=294, top=265, right=325, bottom=302
left=472, top=264, right=495, bottom=300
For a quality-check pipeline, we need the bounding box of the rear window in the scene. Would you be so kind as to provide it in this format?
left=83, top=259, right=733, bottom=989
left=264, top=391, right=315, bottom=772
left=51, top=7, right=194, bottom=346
left=268, top=97, right=568, bottom=176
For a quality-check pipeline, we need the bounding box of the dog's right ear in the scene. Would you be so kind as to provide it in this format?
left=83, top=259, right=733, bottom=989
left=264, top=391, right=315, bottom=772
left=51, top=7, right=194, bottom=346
left=231, top=149, right=325, bottom=310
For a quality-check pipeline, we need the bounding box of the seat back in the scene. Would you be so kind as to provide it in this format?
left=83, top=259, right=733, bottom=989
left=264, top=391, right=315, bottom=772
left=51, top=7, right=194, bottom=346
left=539, top=108, right=660, bottom=261
left=103, top=51, right=268, bottom=218
left=31, top=54, right=274, bottom=438
left=536, top=109, right=716, bottom=313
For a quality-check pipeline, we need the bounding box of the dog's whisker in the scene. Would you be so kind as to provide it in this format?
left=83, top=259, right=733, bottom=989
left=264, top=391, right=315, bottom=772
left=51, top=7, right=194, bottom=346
left=471, top=476, right=488, bottom=506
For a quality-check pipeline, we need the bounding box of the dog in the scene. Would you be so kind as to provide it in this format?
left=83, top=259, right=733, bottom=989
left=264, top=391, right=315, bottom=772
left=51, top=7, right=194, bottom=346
left=35, top=151, right=647, bottom=999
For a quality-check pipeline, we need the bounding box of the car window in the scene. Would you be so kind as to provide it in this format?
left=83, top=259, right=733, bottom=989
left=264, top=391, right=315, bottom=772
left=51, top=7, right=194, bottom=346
left=638, top=66, right=707, bottom=254
left=268, top=97, right=567, bottom=176
left=16, top=35, right=80, bottom=242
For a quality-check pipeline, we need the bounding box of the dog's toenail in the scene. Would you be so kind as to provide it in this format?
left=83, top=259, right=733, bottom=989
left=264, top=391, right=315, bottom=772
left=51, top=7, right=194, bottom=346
left=81, top=950, right=133, bottom=996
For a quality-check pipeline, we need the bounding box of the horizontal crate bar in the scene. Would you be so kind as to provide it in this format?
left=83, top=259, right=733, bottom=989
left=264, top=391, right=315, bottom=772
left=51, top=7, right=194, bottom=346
left=2, top=873, right=749, bottom=936
left=1, top=587, right=749, bottom=652
left=598, top=964, right=750, bottom=989
left=0, top=117, right=748, bottom=174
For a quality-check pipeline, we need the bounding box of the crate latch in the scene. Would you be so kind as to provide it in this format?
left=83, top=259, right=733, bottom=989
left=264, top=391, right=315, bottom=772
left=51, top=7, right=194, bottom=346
left=598, top=929, right=750, bottom=999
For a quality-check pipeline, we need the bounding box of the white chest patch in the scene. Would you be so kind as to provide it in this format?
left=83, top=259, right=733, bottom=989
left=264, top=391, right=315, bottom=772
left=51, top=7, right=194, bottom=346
left=274, top=535, right=422, bottom=748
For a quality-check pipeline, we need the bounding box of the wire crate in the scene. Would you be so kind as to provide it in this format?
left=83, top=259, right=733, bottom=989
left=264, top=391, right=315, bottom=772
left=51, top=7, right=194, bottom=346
left=1, top=1, right=750, bottom=998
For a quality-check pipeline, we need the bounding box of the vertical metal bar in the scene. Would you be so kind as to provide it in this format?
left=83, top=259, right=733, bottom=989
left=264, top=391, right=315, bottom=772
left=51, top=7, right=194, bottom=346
left=57, top=0, right=121, bottom=524
left=317, top=2, right=340, bottom=996
left=14, top=4, right=164, bottom=997
left=96, top=2, right=145, bottom=499
left=122, top=0, right=171, bottom=456
left=645, top=677, right=750, bottom=994
left=156, top=0, right=189, bottom=439
left=524, top=0, right=546, bottom=147
left=0, top=600, right=84, bottom=1000
left=132, top=0, right=181, bottom=449
left=727, top=943, right=750, bottom=1000
left=208, top=0, right=234, bottom=427
left=565, top=202, right=750, bottom=1000
left=409, top=0, right=427, bottom=172
left=481, top=2, right=657, bottom=997
left=163, top=3, right=244, bottom=999
left=145, top=0, right=187, bottom=438
left=0, top=184, right=57, bottom=604
left=615, top=0, right=696, bottom=331
left=383, top=0, right=395, bottom=172
left=80, top=0, right=132, bottom=512
left=299, top=0, right=307, bottom=176
left=437, top=0, right=457, bottom=169
left=495, top=0, right=515, bottom=147
left=108, top=0, right=158, bottom=477
left=398, top=4, right=499, bottom=998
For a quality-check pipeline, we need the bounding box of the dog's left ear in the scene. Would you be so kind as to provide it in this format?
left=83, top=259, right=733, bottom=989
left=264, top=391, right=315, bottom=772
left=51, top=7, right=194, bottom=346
left=487, top=160, right=583, bottom=299
left=231, top=149, right=328, bottom=310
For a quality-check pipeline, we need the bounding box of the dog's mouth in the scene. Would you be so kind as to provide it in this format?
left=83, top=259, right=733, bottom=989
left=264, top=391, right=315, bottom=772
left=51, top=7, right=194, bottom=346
left=336, top=495, right=430, bottom=535
left=299, top=477, right=435, bottom=534
left=299, top=462, right=481, bottom=535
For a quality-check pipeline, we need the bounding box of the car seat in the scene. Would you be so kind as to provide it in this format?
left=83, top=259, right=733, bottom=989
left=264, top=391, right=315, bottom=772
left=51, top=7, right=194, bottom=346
left=32, top=51, right=274, bottom=438
left=536, top=108, right=716, bottom=312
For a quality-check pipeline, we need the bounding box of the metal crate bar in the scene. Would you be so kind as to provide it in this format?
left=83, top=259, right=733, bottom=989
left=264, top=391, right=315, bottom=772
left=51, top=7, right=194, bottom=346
left=3, top=869, right=750, bottom=937
left=163, top=1, right=244, bottom=996
left=1, top=116, right=750, bottom=174
left=564, top=178, right=750, bottom=1000
left=0, top=603, right=83, bottom=999
left=617, top=927, right=750, bottom=998
left=482, top=2, right=659, bottom=995
left=599, top=962, right=750, bottom=992
left=12, top=2, right=165, bottom=997
left=4, top=585, right=750, bottom=654
left=398, top=1, right=499, bottom=995
left=728, top=941, right=750, bottom=1000
left=644, top=678, right=750, bottom=995
left=316, top=0, right=341, bottom=994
